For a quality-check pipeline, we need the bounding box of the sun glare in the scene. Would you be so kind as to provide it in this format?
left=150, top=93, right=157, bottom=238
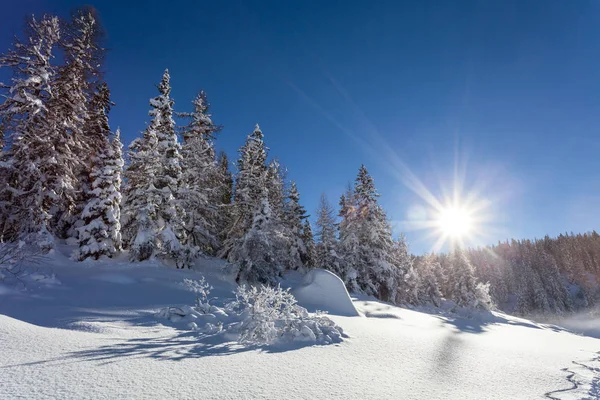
left=436, top=206, right=473, bottom=238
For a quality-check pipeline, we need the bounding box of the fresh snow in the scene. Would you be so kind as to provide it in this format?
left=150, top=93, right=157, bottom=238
left=290, top=268, right=360, bottom=317
left=1, top=249, right=599, bottom=399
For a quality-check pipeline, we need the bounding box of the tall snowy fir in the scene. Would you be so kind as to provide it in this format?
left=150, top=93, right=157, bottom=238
left=0, top=15, right=61, bottom=250
left=302, top=219, right=317, bottom=268
left=315, top=194, right=342, bottom=277
left=179, top=91, right=221, bottom=255
left=230, top=189, right=285, bottom=284
left=337, top=184, right=360, bottom=291
left=266, top=159, right=286, bottom=220
left=73, top=127, right=124, bottom=261
left=348, top=165, right=396, bottom=302
left=122, top=70, right=187, bottom=264
left=215, top=151, right=233, bottom=248
left=51, top=8, right=105, bottom=238
left=221, top=124, right=268, bottom=259
left=284, top=181, right=309, bottom=270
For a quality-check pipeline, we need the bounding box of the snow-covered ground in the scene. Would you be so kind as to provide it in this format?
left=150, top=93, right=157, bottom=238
left=1, top=248, right=599, bottom=399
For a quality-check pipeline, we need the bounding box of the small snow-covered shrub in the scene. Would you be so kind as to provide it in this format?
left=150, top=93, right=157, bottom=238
left=156, top=276, right=345, bottom=347
left=231, top=284, right=344, bottom=345
left=183, top=278, right=213, bottom=313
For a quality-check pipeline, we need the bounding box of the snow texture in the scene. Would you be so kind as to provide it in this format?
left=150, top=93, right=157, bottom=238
left=0, top=248, right=599, bottom=400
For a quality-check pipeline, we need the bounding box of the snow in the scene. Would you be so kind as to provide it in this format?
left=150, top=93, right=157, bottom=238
left=291, top=268, right=360, bottom=316
left=1, top=249, right=599, bottom=399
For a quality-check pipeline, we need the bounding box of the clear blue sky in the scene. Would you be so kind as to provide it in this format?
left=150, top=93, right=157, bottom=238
left=2, top=0, right=600, bottom=254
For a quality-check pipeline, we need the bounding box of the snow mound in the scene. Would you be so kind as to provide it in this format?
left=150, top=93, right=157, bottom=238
left=291, top=269, right=360, bottom=317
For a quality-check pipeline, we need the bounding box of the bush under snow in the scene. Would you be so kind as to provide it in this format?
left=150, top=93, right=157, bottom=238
left=156, top=278, right=345, bottom=346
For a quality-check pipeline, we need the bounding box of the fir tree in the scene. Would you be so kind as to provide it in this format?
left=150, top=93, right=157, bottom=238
left=122, top=70, right=187, bottom=264
left=302, top=219, right=317, bottom=268
left=221, top=124, right=268, bottom=258
left=73, top=128, right=123, bottom=260
left=0, top=15, right=61, bottom=249
left=284, top=181, right=308, bottom=270
left=230, top=189, right=285, bottom=284
left=52, top=8, right=106, bottom=238
left=179, top=91, right=220, bottom=254
left=315, top=194, right=342, bottom=277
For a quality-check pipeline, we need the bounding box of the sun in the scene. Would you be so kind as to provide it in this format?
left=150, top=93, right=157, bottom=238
left=436, top=206, right=473, bottom=238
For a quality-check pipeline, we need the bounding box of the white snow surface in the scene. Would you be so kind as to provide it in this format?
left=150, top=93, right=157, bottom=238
left=1, top=247, right=599, bottom=399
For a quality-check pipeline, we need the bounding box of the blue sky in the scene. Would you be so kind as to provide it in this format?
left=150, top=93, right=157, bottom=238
left=2, top=0, right=600, bottom=254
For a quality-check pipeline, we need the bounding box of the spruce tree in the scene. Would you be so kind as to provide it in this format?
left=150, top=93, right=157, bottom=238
left=351, top=165, right=396, bottom=301
left=52, top=8, right=106, bottom=238
left=221, top=124, right=268, bottom=258
left=283, top=181, right=308, bottom=270
left=0, top=15, right=61, bottom=249
left=230, top=189, right=284, bottom=284
left=73, top=128, right=123, bottom=260
left=315, top=194, right=342, bottom=277
left=122, top=70, right=187, bottom=264
left=302, top=219, right=317, bottom=268
left=179, top=91, right=220, bottom=254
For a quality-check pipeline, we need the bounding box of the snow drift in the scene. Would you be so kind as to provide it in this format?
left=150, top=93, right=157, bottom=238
left=291, top=268, right=360, bottom=317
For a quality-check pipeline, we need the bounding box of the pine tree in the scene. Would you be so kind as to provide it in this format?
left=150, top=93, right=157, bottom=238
left=121, top=120, right=160, bottom=261
left=283, top=181, right=308, bottom=270
left=220, top=124, right=268, bottom=258
left=351, top=165, right=396, bottom=301
left=315, top=194, right=343, bottom=277
left=390, top=235, right=419, bottom=305
left=73, top=128, right=123, bottom=260
left=230, top=189, right=285, bottom=284
left=122, top=70, right=187, bottom=264
left=215, top=151, right=233, bottom=249
left=302, top=219, right=317, bottom=268
left=266, top=159, right=286, bottom=220
left=179, top=91, right=220, bottom=254
left=0, top=15, right=61, bottom=249
left=337, top=184, right=360, bottom=290
left=52, top=8, right=106, bottom=238
left=414, top=253, right=442, bottom=307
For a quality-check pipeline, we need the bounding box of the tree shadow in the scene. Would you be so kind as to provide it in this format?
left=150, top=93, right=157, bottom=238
left=433, top=311, right=543, bottom=334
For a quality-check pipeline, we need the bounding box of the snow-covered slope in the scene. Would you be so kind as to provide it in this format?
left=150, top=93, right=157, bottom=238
left=1, top=250, right=599, bottom=399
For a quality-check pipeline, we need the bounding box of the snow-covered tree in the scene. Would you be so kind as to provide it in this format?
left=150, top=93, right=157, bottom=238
left=52, top=8, right=106, bottom=238
left=390, top=236, right=419, bottom=305
left=230, top=189, right=286, bottom=284
left=337, top=184, right=360, bottom=291
left=215, top=151, right=233, bottom=249
left=283, top=181, right=308, bottom=270
left=122, top=70, right=187, bottom=265
left=73, top=128, right=123, bottom=260
left=0, top=15, right=61, bottom=250
left=302, top=219, right=317, bottom=268
left=121, top=121, right=160, bottom=261
left=179, top=91, right=221, bottom=254
left=414, top=253, right=442, bottom=307
left=445, top=248, right=492, bottom=309
left=341, top=165, right=396, bottom=301
left=315, top=194, right=343, bottom=277
left=266, top=159, right=286, bottom=220
left=221, top=124, right=268, bottom=258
